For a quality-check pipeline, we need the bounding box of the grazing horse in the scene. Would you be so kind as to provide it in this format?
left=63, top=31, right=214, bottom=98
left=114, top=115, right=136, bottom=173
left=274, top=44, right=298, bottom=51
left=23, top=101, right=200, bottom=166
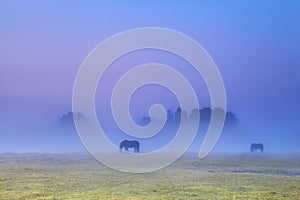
left=250, top=143, right=264, bottom=152
left=119, top=140, right=140, bottom=153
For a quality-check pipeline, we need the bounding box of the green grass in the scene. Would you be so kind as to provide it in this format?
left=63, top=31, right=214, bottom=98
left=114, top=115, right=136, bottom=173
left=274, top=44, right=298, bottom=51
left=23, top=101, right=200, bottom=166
left=0, top=153, right=299, bottom=199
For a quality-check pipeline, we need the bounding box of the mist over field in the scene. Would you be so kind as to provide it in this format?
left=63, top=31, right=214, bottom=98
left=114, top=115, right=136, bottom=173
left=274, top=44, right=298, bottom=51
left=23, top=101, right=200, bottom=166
left=0, top=106, right=299, bottom=154
left=1, top=1, right=300, bottom=199
left=1, top=1, right=300, bottom=155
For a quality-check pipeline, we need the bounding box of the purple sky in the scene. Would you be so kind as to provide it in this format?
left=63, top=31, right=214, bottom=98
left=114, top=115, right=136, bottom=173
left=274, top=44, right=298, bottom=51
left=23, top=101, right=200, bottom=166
left=1, top=1, right=300, bottom=152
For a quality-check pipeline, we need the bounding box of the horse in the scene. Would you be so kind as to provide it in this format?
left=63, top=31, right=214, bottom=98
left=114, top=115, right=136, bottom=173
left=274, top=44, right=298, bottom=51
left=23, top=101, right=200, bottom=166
left=250, top=143, right=264, bottom=152
left=119, top=140, right=140, bottom=153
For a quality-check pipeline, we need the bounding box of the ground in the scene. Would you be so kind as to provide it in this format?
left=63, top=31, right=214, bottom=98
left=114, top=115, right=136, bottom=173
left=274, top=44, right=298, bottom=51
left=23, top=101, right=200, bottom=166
left=0, top=153, right=299, bottom=199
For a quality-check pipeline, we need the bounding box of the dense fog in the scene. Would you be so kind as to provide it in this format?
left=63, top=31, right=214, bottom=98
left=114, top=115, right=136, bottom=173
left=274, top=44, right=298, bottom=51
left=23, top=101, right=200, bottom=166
left=1, top=1, right=299, bottom=154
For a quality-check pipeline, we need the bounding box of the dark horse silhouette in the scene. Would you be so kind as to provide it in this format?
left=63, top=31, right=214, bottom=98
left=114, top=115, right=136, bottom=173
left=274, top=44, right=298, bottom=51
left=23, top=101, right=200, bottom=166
left=119, top=140, right=140, bottom=153
left=250, top=143, right=264, bottom=152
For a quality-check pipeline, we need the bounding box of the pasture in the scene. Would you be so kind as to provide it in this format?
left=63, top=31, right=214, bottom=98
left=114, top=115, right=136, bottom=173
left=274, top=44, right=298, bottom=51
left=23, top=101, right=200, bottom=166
left=0, top=153, right=299, bottom=199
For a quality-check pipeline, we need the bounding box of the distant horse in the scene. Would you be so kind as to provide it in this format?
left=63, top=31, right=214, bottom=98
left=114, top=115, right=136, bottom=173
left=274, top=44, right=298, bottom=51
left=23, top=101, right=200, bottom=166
left=119, top=140, right=140, bottom=153
left=250, top=143, right=264, bottom=152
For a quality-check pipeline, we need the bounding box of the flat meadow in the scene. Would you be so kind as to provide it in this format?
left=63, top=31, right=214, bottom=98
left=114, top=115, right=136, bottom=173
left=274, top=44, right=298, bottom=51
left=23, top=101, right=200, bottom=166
left=0, top=153, right=299, bottom=199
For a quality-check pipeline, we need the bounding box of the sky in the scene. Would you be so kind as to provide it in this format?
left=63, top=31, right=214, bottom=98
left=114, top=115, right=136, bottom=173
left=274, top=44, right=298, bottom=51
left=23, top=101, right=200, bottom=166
left=0, top=0, right=300, bottom=153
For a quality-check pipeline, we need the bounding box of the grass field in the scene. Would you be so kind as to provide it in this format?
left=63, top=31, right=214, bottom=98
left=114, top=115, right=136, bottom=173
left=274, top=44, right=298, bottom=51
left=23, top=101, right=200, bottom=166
left=0, top=153, right=299, bottom=199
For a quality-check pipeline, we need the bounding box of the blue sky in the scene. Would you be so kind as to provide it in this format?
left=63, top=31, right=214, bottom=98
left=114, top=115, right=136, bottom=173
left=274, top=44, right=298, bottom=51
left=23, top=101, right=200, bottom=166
left=1, top=1, right=300, bottom=152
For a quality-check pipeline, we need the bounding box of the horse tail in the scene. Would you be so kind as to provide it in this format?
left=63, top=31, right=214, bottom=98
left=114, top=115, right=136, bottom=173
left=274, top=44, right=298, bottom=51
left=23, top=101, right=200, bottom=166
left=119, top=141, right=123, bottom=151
left=250, top=143, right=254, bottom=152
left=136, top=142, right=140, bottom=153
